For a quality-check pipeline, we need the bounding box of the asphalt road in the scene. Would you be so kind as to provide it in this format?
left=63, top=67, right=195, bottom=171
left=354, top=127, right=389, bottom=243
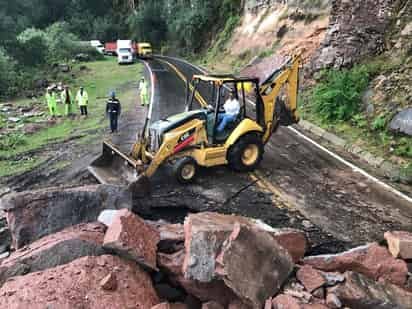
left=140, top=56, right=412, bottom=248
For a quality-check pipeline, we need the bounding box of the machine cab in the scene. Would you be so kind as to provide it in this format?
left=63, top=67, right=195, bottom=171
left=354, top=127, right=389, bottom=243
left=186, top=75, right=264, bottom=145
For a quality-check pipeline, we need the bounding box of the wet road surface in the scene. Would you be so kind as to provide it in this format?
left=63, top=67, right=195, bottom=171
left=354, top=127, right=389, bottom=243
left=138, top=56, right=412, bottom=249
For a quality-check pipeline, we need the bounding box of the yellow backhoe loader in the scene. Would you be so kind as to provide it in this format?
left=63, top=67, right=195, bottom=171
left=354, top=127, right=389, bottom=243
left=89, top=54, right=301, bottom=187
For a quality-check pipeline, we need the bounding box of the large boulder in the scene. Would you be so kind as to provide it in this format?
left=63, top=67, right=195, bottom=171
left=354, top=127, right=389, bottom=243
left=183, top=212, right=305, bottom=282
left=215, top=224, right=294, bottom=308
left=103, top=209, right=160, bottom=271
left=331, top=271, right=412, bottom=308
left=0, top=185, right=131, bottom=249
left=303, top=243, right=408, bottom=286
left=0, top=222, right=105, bottom=287
left=389, top=108, right=412, bottom=136
left=0, top=255, right=160, bottom=309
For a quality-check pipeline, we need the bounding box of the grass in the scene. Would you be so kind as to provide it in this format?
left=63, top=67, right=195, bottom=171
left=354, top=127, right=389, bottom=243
left=0, top=156, right=47, bottom=178
left=0, top=57, right=142, bottom=178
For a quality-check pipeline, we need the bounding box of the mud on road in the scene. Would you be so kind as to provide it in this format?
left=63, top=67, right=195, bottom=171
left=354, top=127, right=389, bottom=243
left=2, top=56, right=411, bottom=256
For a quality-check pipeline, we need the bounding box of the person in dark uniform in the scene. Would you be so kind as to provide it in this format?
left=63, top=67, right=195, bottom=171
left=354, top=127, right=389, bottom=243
left=106, top=91, right=121, bottom=133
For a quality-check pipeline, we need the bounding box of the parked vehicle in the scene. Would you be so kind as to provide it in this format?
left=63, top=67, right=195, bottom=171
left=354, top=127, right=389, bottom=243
left=104, top=42, right=117, bottom=56
left=137, top=42, right=152, bottom=58
left=117, top=40, right=135, bottom=64
left=90, top=40, right=105, bottom=54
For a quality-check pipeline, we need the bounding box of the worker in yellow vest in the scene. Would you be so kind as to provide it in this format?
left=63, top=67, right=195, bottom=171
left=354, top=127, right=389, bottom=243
left=76, top=86, right=89, bottom=117
left=139, top=77, right=149, bottom=107
left=45, top=87, right=57, bottom=118
left=61, top=85, right=74, bottom=117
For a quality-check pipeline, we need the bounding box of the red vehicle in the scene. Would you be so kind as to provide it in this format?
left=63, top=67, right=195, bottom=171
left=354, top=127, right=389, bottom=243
left=105, top=42, right=139, bottom=56
left=104, top=42, right=117, bottom=56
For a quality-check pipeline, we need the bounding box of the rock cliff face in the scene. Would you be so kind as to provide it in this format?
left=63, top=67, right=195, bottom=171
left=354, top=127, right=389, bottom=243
left=311, top=0, right=396, bottom=70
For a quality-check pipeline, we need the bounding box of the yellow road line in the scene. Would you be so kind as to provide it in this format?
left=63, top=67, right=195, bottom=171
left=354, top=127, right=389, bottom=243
left=250, top=171, right=295, bottom=210
left=157, top=58, right=208, bottom=108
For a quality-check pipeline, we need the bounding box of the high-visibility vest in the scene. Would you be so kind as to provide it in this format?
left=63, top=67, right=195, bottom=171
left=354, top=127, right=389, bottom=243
left=45, top=92, right=57, bottom=105
left=76, top=90, right=89, bottom=106
left=139, top=81, right=148, bottom=96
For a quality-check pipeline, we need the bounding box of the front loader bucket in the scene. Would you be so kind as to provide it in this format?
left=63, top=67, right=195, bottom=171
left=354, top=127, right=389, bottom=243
left=88, top=141, right=144, bottom=186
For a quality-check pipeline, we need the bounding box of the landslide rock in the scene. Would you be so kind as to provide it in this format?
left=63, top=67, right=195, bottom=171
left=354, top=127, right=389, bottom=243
left=272, top=228, right=307, bottom=263
left=303, top=243, right=408, bottom=286
left=0, top=184, right=131, bottom=248
left=215, top=224, right=293, bottom=308
left=296, top=265, right=326, bottom=293
left=270, top=294, right=301, bottom=309
left=103, top=209, right=160, bottom=271
left=0, top=255, right=160, bottom=309
left=311, top=0, right=395, bottom=70
left=384, top=231, right=412, bottom=259
left=0, top=222, right=105, bottom=287
left=331, top=271, right=412, bottom=308
left=148, top=220, right=184, bottom=253
left=100, top=272, right=118, bottom=291
left=158, top=249, right=186, bottom=276
left=183, top=212, right=305, bottom=282
left=269, top=294, right=330, bottom=309
left=158, top=249, right=239, bottom=306
left=389, top=108, right=412, bottom=136
left=173, top=275, right=240, bottom=307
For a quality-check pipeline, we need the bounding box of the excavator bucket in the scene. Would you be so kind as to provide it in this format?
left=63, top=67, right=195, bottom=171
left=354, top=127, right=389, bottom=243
left=88, top=141, right=146, bottom=187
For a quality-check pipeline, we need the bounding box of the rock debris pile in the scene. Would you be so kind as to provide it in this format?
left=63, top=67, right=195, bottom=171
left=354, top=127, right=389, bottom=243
left=0, top=190, right=411, bottom=309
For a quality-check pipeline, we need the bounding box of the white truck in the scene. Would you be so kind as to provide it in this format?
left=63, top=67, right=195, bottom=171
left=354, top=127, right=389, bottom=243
left=90, top=40, right=105, bottom=54
left=117, top=40, right=135, bottom=64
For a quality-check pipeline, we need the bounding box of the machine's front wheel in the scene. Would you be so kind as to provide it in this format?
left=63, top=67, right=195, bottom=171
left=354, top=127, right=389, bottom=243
left=228, top=134, right=264, bottom=172
left=174, top=157, right=198, bottom=184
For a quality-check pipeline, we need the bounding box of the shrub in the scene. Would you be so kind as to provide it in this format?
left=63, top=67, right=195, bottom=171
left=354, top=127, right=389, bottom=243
left=312, top=65, right=370, bottom=122
left=17, top=28, right=48, bottom=66
left=371, top=115, right=386, bottom=131
left=394, top=137, right=412, bottom=158
left=44, top=22, right=103, bottom=62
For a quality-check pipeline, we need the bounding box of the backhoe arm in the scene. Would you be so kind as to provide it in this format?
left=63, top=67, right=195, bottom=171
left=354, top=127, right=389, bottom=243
left=259, top=54, right=301, bottom=144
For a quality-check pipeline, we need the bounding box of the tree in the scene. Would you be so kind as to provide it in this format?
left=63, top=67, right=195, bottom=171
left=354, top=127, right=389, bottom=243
left=17, top=28, right=48, bottom=66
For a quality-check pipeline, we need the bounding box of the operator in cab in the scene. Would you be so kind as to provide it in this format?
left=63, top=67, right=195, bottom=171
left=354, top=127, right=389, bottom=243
left=216, top=90, right=240, bottom=133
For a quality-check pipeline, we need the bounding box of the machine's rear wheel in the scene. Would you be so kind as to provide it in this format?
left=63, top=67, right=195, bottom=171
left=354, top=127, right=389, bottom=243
left=174, top=157, right=197, bottom=184
left=228, top=134, right=264, bottom=172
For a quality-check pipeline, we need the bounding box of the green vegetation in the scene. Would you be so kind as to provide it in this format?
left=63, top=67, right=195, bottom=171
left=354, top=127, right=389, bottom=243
left=1, top=0, right=242, bottom=99
left=301, top=59, right=412, bottom=169
left=130, top=0, right=242, bottom=55
left=0, top=58, right=141, bottom=177
left=204, top=15, right=241, bottom=62
left=312, top=65, right=370, bottom=122
left=0, top=157, right=47, bottom=178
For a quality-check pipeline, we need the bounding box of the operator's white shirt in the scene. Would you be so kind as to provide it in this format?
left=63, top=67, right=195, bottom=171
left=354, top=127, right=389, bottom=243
left=224, top=98, right=240, bottom=117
